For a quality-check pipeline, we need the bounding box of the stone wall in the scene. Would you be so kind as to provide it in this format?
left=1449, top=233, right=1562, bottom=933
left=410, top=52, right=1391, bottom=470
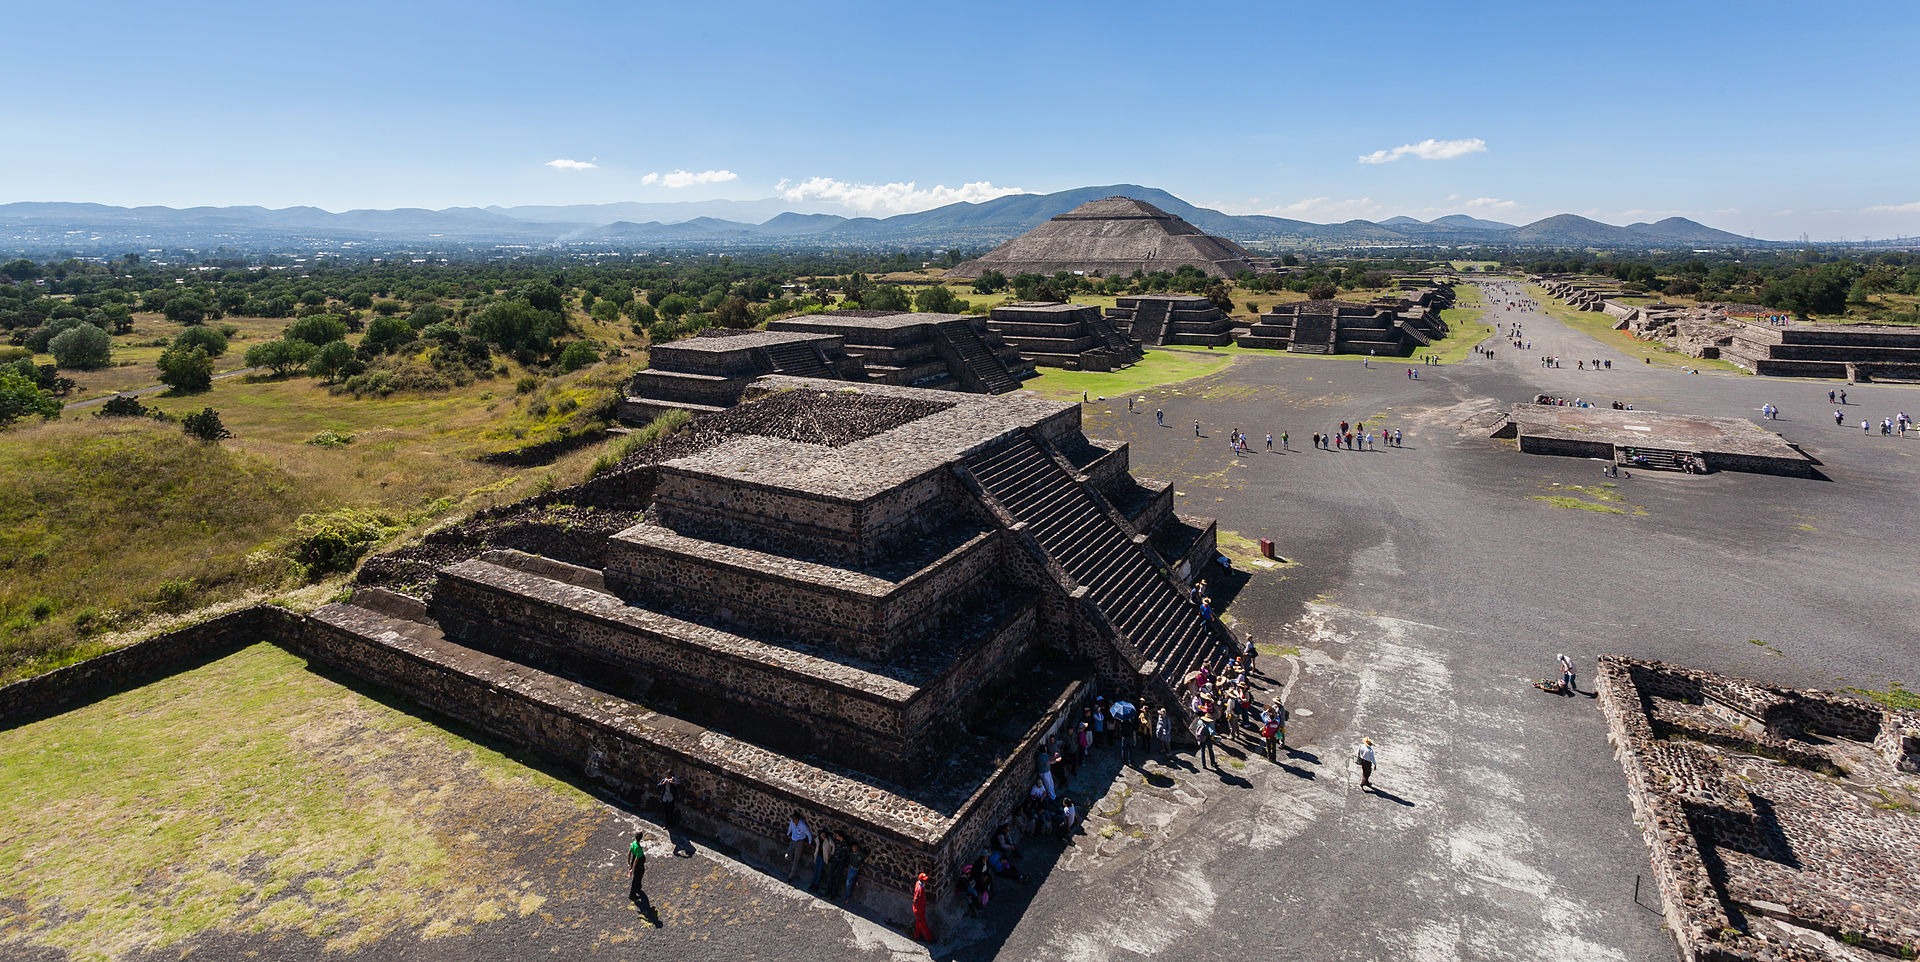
left=0, top=605, right=296, bottom=728
left=651, top=463, right=969, bottom=568
left=604, top=523, right=1001, bottom=661
left=290, top=602, right=1078, bottom=921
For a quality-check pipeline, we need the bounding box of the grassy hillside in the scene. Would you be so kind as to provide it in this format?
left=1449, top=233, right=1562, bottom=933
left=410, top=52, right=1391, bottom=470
left=0, top=342, right=641, bottom=684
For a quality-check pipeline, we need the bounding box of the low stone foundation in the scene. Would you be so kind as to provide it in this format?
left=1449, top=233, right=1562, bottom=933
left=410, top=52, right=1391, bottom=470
left=1597, top=656, right=1920, bottom=961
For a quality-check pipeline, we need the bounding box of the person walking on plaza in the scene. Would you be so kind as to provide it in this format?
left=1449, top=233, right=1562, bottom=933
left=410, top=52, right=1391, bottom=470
left=1156, top=408, right=1164, bottom=426
left=627, top=831, right=648, bottom=903
left=1355, top=738, right=1377, bottom=790
left=784, top=812, right=813, bottom=882
left=1558, top=653, right=1577, bottom=695
left=1195, top=420, right=1202, bottom=437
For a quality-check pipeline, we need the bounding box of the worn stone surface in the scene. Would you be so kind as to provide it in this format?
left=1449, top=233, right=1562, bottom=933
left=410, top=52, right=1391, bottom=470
left=1598, top=656, right=1920, bottom=961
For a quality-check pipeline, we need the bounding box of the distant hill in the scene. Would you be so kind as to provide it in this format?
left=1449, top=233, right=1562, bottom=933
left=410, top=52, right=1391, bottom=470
left=0, top=188, right=1781, bottom=254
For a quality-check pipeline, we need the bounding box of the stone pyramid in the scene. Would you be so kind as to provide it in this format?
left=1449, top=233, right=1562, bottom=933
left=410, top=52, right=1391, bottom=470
left=948, top=196, right=1258, bottom=279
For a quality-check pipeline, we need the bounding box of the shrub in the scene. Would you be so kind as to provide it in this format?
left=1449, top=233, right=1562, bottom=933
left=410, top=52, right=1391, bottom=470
left=284, top=507, right=400, bottom=577
left=171, top=324, right=229, bottom=358
left=307, top=340, right=358, bottom=382
left=180, top=407, right=232, bottom=441
left=0, top=370, right=61, bottom=425
left=360, top=315, right=416, bottom=355
left=48, top=323, right=113, bottom=370
left=558, top=340, right=600, bottom=372
left=96, top=394, right=149, bottom=418
left=305, top=429, right=355, bottom=446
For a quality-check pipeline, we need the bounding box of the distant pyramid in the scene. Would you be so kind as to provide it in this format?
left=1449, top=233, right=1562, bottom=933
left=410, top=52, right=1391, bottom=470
left=948, top=196, right=1258, bottom=279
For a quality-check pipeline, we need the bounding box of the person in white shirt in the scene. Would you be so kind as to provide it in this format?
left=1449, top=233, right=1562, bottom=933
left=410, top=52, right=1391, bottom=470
left=784, top=812, right=812, bottom=882
left=1356, top=738, right=1377, bottom=790
left=1558, top=653, right=1577, bottom=695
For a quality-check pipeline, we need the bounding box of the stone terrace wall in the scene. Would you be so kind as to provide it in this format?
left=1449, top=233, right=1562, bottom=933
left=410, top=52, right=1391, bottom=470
left=291, top=603, right=1080, bottom=920
left=0, top=605, right=299, bottom=728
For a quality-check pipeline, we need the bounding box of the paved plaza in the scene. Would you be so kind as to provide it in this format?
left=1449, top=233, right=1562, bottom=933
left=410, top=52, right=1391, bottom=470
left=34, top=286, right=1920, bottom=962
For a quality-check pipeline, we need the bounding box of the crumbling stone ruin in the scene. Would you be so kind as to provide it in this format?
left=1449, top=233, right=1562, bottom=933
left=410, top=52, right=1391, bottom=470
left=1239, top=284, right=1455, bottom=355
left=315, top=379, right=1229, bottom=922
left=947, top=196, right=1259, bottom=280
left=1104, top=295, right=1236, bottom=347
left=985, top=302, right=1143, bottom=371
left=767, top=311, right=1034, bottom=394
left=619, top=329, right=867, bottom=422
left=1598, top=657, right=1920, bottom=961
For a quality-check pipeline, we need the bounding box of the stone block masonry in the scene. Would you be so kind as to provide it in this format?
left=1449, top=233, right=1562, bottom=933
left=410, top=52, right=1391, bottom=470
left=1597, top=656, right=1920, bottom=961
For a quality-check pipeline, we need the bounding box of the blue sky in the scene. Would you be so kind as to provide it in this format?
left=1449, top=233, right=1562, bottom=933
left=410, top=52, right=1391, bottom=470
left=5, top=0, right=1918, bottom=239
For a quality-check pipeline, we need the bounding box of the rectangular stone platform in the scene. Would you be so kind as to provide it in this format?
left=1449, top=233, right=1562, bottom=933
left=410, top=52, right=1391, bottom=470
left=1496, top=404, right=1816, bottom=477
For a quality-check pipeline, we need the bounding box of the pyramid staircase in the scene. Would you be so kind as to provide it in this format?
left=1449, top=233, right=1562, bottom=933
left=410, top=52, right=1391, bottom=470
left=960, top=434, right=1227, bottom=698
left=1085, top=311, right=1142, bottom=360
left=1129, top=299, right=1171, bottom=346
left=934, top=320, right=1021, bottom=394
left=761, top=339, right=835, bottom=379
left=1287, top=313, right=1334, bottom=353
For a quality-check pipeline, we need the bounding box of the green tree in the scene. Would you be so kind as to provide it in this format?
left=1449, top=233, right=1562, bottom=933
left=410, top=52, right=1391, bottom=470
left=469, top=300, right=559, bottom=355
left=558, top=340, right=600, bottom=372
left=172, top=324, right=229, bottom=358
left=0, top=370, right=61, bottom=425
left=48, top=323, right=113, bottom=370
left=244, top=338, right=319, bottom=376
left=285, top=314, right=349, bottom=346
left=307, top=340, right=357, bottom=383
left=164, top=296, right=210, bottom=324
left=714, top=295, right=754, bottom=328
left=156, top=345, right=214, bottom=393
left=914, top=285, right=961, bottom=313
left=360, top=315, right=415, bottom=355
left=971, top=270, right=1008, bottom=295
left=96, top=394, right=149, bottom=418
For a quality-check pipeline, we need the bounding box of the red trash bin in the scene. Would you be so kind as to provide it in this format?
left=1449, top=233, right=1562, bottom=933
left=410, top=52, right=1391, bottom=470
left=1259, top=538, right=1275, bottom=559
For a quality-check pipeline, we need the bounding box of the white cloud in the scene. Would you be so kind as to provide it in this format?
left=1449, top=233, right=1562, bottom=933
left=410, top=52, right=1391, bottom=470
left=1253, top=196, right=1386, bottom=220
left=776, top=177, right=1025, bottom=214
left=545, top=158, right=597, bottom=170
left=1460, top=197, right=1520, bottom=211
left=1358, top=138, right=1488, bottom=165
left=1863, top=200, right=1920, bottom=214
left=640, top=169, right=739, bottom=189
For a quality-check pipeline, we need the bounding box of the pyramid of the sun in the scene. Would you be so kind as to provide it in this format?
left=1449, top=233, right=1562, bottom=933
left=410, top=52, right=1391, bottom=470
left=947, top=197, right=1258, bottom=279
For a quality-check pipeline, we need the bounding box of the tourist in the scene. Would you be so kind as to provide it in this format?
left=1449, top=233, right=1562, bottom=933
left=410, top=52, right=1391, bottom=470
left=1266, top=432, right=1273, bottom=452
left=656, top=773, right=678, bottom=826
left=1042, top=747, right=1061, bottom=798
left=1281, top=432, right=1288, bottom=449
left=823, top=830, right=850, bottom=897
left=1155, top=707, right=1173, bottom=757
left=1112, top=704, right=1134, bottom=763
left=1830, top=389, right=1837, bottom=403
left=1840, top=390, right=1848, bottom=405
left=1156, top=408, right=1164, bottom=426
left=1260, top=709, right=1281, bottom=761
left=1242, top=636, right=1259, bottom=673
left=1193, top=712, right=1219, bottom=768
left=628, top=830, right=648, bottom=904
left=1091, top=697, right=1107, bottom=746
left=1195, top=420, right=1202, bottom=437
left=1836, top=410, right=1845, bottom=425
left=808, top=825, right=835, bottom=893
left=1056, top=797, right=1079, bottom=841
left=1312, top=431, right=1321, bottom=449
left=1356, top=737, right=1377, bottom=790
left=1862, top=419, right=1871, bottom=433
left=1127, top=396, right=1134, bottom=412
left=1558, top=653, right=1577, bottom=695
left=842, top=840, right=866, bottom=899
left=784, top=812, right=813, bottom=882
left=911, top=873, right=933, bottom=942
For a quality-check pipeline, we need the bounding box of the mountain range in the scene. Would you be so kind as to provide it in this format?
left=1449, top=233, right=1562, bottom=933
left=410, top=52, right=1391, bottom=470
left=0, top=185, right=1774, bottom=255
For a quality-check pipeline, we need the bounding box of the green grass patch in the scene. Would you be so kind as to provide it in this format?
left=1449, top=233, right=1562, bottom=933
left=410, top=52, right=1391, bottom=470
left=1847, top=682, right=1920, bottom=711
left=1531, top=483, right=1645, bottom=516
left=0, top=643, right=598, bottom=959
left=1024, top=347, right=1235, bottom=401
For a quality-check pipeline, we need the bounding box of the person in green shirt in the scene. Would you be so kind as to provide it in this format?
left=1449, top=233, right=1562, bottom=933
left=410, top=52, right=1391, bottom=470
left=627, top=831, right=647, bottom=903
